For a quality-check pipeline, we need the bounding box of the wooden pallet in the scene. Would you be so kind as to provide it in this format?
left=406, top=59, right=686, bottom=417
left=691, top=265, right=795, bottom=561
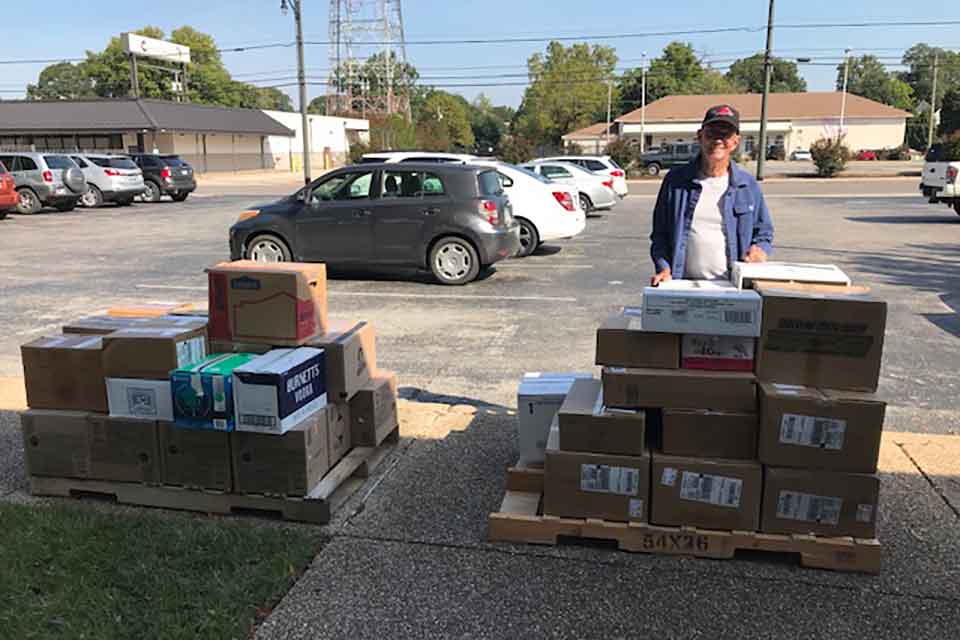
left=488, top=465, right=882, bottom=574
left=29, top=427, right=400, bottom=525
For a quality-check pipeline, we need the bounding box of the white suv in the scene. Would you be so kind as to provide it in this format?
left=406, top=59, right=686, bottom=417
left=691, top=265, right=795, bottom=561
left=536, top=155, right=628, bottom=198
left=919, top=143, right=960, bottom=216
left=360, top=151, right=477, bottom=164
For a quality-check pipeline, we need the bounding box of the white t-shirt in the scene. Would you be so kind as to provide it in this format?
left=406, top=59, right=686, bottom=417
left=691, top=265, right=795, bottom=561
left=685, top=173, right=729, bottom=280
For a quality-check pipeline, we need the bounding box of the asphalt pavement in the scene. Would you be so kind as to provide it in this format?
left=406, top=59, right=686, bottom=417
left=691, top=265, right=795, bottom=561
left=0, top=177, right=958, bottom=637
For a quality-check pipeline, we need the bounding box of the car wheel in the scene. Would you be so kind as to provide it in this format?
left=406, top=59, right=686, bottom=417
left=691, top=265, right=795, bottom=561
left=172, top=192, right=189, bottom=202
left=515, top=218, right=539, bottom=258
left=645, top=163, right=661, bottom=176
left=80, top=184, right=103, bottom=208
left=16, top=188, right=40, bottom=214
left=0, top=210, right=7, bottom=221
left=578, top=193, right=593, bottom=212
left=246, top=233, right=292, bottom=263
left=954, top=201, right=960, bottom=217
left=141, top=181, right=161, bottom=203
left=55, top=201, right=77, bottom=212
left=429, top=236, right=480, bottom=285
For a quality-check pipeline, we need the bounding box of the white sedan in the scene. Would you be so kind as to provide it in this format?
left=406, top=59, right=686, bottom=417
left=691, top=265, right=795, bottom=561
left=521, top=160, right=618, bottom=212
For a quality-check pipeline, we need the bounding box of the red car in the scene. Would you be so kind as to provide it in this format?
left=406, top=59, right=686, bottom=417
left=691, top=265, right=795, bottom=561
left=0, top=161, right=16, bottom=219
left=856, top=150, right=878, bottom=161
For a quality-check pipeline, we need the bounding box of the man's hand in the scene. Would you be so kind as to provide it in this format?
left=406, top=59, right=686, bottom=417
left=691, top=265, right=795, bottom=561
left=742, top=245, right=768, bottom=263
left=650, top=268, right=672, bottom=286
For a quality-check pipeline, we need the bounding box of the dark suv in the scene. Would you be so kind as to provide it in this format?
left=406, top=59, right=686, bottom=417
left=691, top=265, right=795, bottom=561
left=229, top=162, right=521, bottom=285
left=130, top=154, right=196, bottom=202
left=638, top=143, right=701, bottom=176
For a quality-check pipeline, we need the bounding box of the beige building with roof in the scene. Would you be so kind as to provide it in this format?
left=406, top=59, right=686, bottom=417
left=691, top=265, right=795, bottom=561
left=574, top=92, right=910, bottom=156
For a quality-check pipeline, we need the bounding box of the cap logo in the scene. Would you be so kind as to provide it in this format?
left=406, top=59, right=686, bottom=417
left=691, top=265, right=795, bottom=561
left=715, top=106, right=733, bottom=116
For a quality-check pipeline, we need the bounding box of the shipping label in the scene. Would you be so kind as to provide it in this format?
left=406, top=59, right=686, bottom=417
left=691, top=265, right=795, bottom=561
left=628, top=498, right=645, bottom=519
left=779, top=414, right=846, bottom=450
left=776, top=491, right=842, bottom=525
left=126, top=386, right=159, bottom=417
left=580, top=464, right=640, bottom=496
left=661, top=467, right=678, bottom=487
left=679, top=472, right=743, bottom=508
left=856, top=503, right=875, bottom=523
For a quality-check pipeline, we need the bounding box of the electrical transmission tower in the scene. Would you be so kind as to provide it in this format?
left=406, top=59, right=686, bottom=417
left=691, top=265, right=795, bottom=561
left=326, top=0, right=409, bottom=118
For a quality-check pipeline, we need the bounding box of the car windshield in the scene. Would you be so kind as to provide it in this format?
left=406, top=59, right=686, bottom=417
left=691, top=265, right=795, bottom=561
left=161, top=155, right=188, bottom=167
left=90, top=157, right=138, bottom=169
left=43, top=155, right=76, bottom=170
left=478, top=170, right=503, bottom=196
left=561, top=163, right=593, bottom=176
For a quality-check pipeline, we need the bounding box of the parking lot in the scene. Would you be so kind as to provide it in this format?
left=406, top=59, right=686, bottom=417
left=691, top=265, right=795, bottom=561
left=1, top=176, right=959, bottom=637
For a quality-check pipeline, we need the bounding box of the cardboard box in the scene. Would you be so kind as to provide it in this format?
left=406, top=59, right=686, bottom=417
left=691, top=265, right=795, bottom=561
left=681, top=335, right=755, bottom=372
left=327, top=400, right=352, bottom=466
left=601, top=367, right=756, bottom=412
left=517, top=372, right=593, bottom=465
left=20, top=411, right=159, bottom=482
left=231, top=408, right=330, bottom=496
left=350, top=371, right=398, bottom=447
left=731, top=262, right=851, bottom=290
left=171, top=353, right=258, bottom=432
left=755, top=283, right=887, bottom=391
left=106, top=378, right=173, bottom=421
left=642, top=280, right=762, bottom=337
left=758, top=383, right=886, bottom=472
left=233, top=348, right=327, bottom=435
left=651, top=453, right=763, bottom=531
left=108, top=302, right=194, bottom=317
left=63, top=315, right=161, bottom=335
left=307, top=320, right=377, bottom=401
left=158, top=421, right=232, bottom=490
left=209, top=340, right=273, bottom=355
left=102, top=326, right=207, bottom=380
left=21, top=335, right=108, bottom=412
left=595, top=308, right=679, bottom=369
left=761, top=467, right=880, bottom=538
left=556, top=378, right=645, bottom=455
left=543, top=427, right=650, bottom=522
left=207, top=261, right=328, bottom=346
left=662, top=409, right=758, bottom=460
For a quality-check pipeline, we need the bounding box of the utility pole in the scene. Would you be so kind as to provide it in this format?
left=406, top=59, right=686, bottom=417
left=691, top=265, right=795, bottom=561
left=282, top=0, right=312, bottom=185
left=840, top=48, right=851, bottom=135
left=756, top=0, right=774, bottom=181
left=928, top=50, right=939, bottom=151
left=605, top=80, right=613, bottom=150
left=640, top=52, right=647, bottom=153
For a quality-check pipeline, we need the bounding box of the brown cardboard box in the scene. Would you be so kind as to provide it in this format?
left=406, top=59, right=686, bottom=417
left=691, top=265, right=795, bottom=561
left=602, top=367, right=756, bottom=412
left=307, top=320, right=377, bottom=401
left=543, top=428, right=650, bottom=522
left=327, top=400, right=352, bottom=466
left=595, top=309, right=679, bottom=369
left=758, top=383, right=886, bottom=473
left=107, top=302, right=194, bottom=317
left=21, top=410, right=94, bottom=478
left=158, top=421, right=232, bottom=491
left=63, top=315, right=207, bottom=335
left=350, top=372, right=398, bottom=447
left=651, top=453, right=762, bottom=531
left=755, top=282, right=887, bottom=391
left=102, top=326, right=207, bottom=380
left=21, top=335, right=108, bottom=412
left=208, top=340, right=272, bottom=355
left=557, top=378, right=645, bottom=455
left=231, top=408, right=330, bottom=496
left=761, top=467, right=880, bottom=538
left=661, top=409, right=758, bottom=460
left=87, top=415, right=161, bottom=483
left=207, top=261, right=329, bottom=346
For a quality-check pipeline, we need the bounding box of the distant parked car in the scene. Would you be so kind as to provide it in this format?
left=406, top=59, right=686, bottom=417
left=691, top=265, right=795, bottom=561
left=521, top=160, right=617, bottom=212
left=0, top=152, right=87, bottom=214
left=536, top=155, right=629, bottom=198
left=638, top=143, right=701, bottom=176
left=789, top=149, right=812, bottom=161
left=71, top=154, right=145, bottom=208
left=359, top=151, right=477, bottom=164
left=130, top=154, right=196, bottom=202
left=0, top=161, right=17, bottom=219
left=856, top=150, right=878, bottom=161
left=229, top=162, right=521, bottom=285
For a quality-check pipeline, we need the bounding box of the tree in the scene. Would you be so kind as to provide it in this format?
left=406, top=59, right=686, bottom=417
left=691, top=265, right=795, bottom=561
left=26, top=62, right=95, bottom=100
left=726, top=53, right=807, bottom=93
left=906, top=108, right=932, bottom=150
left=514, top=41, right=618, bottom=147
left=330, top=51, right=419, bottom=115
left=900, top=44, right=960, bottom=110
left=810, top=136, right=851, bottom=177
left=369, top=114, right=417, bottom=150
left=495, top=135, right=534, bottom=164
left=938, top=88, right=960, bottom=137
left=836, top=55, right=914, bottom=110
left=420, top=91, right=475, bottom=149
left=618, top=42, right=738, bottom=112
left=308, top=97, right=327, bottom=115
left=469, top=94, right=506, bottom=152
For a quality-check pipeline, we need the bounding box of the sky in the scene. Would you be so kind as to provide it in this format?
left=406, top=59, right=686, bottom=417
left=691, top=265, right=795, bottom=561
left=3, top=0, right=959, bottom=113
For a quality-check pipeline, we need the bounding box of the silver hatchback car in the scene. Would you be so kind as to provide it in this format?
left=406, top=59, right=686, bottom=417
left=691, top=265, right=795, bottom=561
left=70, top=154, right=145, bottom=207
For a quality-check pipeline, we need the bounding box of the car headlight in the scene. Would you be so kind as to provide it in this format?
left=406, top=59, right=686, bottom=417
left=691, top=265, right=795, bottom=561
left=236, top=209, right=259, bottom=223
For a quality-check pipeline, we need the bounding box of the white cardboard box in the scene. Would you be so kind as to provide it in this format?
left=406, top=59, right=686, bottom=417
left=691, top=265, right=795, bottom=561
left=233, top=348, right=328, bottom=435
left=642, top=280, right=762, bottom=337
left=517, top=372, right=593, bottom=465
left=731, top=262, right=851, bottom=290
left=106, top=378, right=173, bottom=421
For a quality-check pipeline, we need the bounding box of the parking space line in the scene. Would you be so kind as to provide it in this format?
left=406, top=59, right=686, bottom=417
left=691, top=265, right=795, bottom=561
left=136, top=284, right=577, bottom=303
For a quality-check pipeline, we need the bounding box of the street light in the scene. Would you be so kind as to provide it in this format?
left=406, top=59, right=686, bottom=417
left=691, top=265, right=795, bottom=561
left=640, top=52, right=647, bottom=154
left=840, top=48, right=852, bottom=135
left=281, top=0, right=312, bottom=185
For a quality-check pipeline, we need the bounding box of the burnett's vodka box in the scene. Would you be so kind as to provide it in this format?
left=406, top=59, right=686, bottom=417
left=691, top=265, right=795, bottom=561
left=233, top=348, right=327, bottom=435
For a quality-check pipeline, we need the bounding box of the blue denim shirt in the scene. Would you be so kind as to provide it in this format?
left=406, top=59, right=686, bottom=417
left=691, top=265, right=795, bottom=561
left=650, top=157, right=774, bottom=277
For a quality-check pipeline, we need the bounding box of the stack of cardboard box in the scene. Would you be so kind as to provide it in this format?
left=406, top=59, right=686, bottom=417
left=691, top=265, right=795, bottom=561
left=20, top=260, right=399, bottom=501
left=534, top=262, right=887, bottom=541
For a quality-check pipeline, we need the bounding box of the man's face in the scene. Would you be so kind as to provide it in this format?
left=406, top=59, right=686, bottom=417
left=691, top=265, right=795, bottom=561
left=698, top=122, right=741, bottom=163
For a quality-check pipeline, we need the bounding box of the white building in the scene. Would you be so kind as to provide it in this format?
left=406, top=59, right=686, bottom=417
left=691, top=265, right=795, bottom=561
left=262, top=111, right=369, bottom=172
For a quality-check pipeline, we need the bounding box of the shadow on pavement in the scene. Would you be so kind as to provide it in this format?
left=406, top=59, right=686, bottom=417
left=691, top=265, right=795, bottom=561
left=326, top=266, right=496, bottom=285
left=848, top=243, right=960, bottom=297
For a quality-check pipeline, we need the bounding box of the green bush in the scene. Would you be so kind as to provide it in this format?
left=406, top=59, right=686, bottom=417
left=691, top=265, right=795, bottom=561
left=604, top=138, right=638, bottom=171
left=496, top=136, right=534, bottom=164
left=810, top=136, right=851, bottom=177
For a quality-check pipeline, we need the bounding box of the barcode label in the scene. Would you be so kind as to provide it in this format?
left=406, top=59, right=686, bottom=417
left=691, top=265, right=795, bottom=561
left=661, top=467, right=678, bottom=486
left=776, top=491, right=842, bottom=525
left=628, top=498, right=645, bottom=519
left=779, top=414, right=846, bottom=450
left=723, top=310, right=754, bottom=324
left=679, top=472, right=742, bottom=508
left=856, top=503, right=875, bottom=523
left=240, top=414, right=277, bottom=428
left=580, top=464, right=640, bottom=496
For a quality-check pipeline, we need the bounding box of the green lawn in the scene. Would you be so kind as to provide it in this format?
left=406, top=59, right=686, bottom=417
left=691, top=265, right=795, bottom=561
left=0, top=501, right=326, bottom=639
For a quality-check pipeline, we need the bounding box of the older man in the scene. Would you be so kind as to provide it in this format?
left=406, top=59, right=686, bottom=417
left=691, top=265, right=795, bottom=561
left=649, top=104, right=774, bottom=284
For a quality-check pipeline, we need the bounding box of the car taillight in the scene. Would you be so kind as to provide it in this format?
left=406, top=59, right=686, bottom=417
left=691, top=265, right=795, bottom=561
left=948, top=166, right=958, bottom=183
left=610, top=170, right=625, bottom=178
left=479, top=199, right=498, bottom=225
left=602, top=179, right=614, bottom=189
left=104, top=168, right=121, bottom=177
left=42, top=170, right=53, bottom=183
left=160, top=167, right=172, bottom=181
left=552, top=191, right=575, bottom=212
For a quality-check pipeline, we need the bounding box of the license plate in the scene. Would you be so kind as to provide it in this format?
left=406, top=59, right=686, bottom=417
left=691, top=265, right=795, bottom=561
left=181, top=169, right=189, bottom=175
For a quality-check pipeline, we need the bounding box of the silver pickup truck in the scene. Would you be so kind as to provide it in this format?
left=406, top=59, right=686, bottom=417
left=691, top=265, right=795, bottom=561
left=919, top=143, right=960, bottom=216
